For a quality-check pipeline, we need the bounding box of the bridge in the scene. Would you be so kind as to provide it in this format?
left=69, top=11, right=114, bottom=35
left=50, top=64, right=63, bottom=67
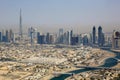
left=113, top=58, right=120, bottom=62
left=52, top=72, right=74, bottom=76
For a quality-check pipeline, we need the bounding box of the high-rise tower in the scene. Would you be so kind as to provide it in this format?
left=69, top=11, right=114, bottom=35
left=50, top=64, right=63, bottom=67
left=98, top=26, right=102, bottom=46
left=19, top=9, right=23, bottom=38
left=112, top=30, right=120, bottom=49
left=92, top=26, right=96, bottom=44
left=58, top=28, right=63, bottom=43
left=98, top=26, right=105, bottom=46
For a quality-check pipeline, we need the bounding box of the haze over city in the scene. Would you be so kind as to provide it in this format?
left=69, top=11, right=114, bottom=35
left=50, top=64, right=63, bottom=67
left=0, top=0, right=120, bottom=33
left=0, top=0, right=120, bottom=80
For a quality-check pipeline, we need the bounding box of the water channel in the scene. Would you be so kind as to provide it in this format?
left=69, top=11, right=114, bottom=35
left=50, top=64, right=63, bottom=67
left=51, top=49, right=120, bottom=80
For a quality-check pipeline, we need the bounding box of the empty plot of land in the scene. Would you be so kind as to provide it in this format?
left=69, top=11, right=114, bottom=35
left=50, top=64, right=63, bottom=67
left=21, top=57, right=67, bottom=65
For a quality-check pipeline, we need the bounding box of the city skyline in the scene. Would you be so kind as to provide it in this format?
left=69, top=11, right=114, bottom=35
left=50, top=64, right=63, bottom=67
left=0, top=0, right=120, bottom=33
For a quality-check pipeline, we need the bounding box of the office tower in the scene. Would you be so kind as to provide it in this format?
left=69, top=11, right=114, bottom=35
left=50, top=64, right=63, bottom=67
left=107, top=37, right=111, bottom=46
left=112, top=30, right=120, bottom=49
left=68, top=30, right=73, bottom=45
left=92, top=26, right=96, bottom=44
left=66, top=31, right=69, bottom=44
left=29, top=27, right=35, bottom=45
left=28, top=27, right=36, bottom=38
left=68, top=31, right=71, bottom=45
left=70, top=30, right=73, bottom=45
left=98, top=26, right=105, bottom=46
left=49, top=34, right=54, bottom=44
left=12, top=33, right=15, bottom=43
left=78, top=34, right=82, bottom=45
left=83, top=35, right=89, bottom=45
left=54, top=34, right=58, bottom=43
left=64, top=30, right=73, bottom=45
left=30, top=27, right=33, bottom=44
left=2, top=30, right=5, bottom=42
left=9, top=29, right=13, bottom=42
left=0, top=32, right=1, bottom=42
left=6, top=30, right=9, bottom=42
left=112, top=31, right=115, bottom=49
left=70, top=30, right=73, bottom=37
left=71, top=36, right=78, bottom=45
left=58, top=28, right=63, bottom=43
left=89, top=33, right=93, bottom=45
left=8, top=29, right=13, bottom=42
left=33, top=28, right=36, bottom=38
left=98, top=26, right=102, bottom=45
left=37, top=32, right=45, bottom=44
left=46, top=32, right=50, bottom=44
left=101, top=33, right=105, bottom=46
left=37, top=32, right=40, bottom=44
left=59, top=28, right=63, bottom=36
left=28, top=28, right=31, bottom=37
left=38, top=35, right=45, bottom=44
left=19, top=9, right=23, bottom=38
left=63, top=32, right=67, bottom=44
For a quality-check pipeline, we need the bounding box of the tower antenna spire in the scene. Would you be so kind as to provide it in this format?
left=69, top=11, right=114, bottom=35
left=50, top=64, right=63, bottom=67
left=19, top=8, right=23, bottom=38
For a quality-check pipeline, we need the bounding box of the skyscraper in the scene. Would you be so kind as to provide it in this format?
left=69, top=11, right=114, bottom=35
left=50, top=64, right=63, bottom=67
left=112, top=30, right=120, bottom=49
left=37, top=32, right=40, bottom=44
left=68, top=30, right=73, bottom=45
left=19, top=9, right=23, bottom=38
left=78, top=34, right=82, bottom=45
left=98, top=26, right=105, bottom=46
left=9, top=29, right=13, bottom=42
left=83, top=35, right=89, bottom=45
left=98, top=26, right=102, bottom=45
left=6, top=30, right=9, bottom=42
left=58, top=28, right=63, bottom=43
left=71, top=36, right=78, bottom=45
left=38, top=35, right=45, bottom=44
left=92, top=26, right=96, bottom=44
left=2, top=30, right=6, bottom=42
left=46, top=32, right=50, bottom=44
left=0, top=32, right=2, bottom=42
left=63, top=32, right=67, bottom=44
left=30, top=27, right=35, bottom=45
left=59, top=28, right=63, bottom=36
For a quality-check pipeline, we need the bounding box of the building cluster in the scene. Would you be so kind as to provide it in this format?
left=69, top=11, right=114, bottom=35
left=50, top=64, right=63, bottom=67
left=0, top=29, right=14, bottom=43
left=35, top=26, right=105, bottom=47
left=36, top=29, right=83, bottom=45
left=92, top=26, right=105, bottom=47
left=24, top=25, right=119, bottom=50
left=0, top=25, right=119, bottom=50
left=10, top=9, right=118, bottom=49
left=37, top=32, right=56, bottom=44
left=28, top=27, right=36, bottom=44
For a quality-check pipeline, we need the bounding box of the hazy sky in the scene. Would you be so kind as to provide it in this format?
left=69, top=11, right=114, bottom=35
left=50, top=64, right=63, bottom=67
left=0, top=0, right=120, bottom=33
